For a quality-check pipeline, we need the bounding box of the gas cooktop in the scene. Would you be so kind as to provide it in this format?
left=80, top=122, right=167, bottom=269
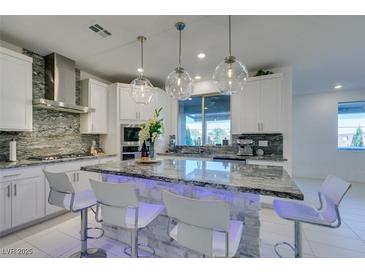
left=27, top=153, right=92, bottom=161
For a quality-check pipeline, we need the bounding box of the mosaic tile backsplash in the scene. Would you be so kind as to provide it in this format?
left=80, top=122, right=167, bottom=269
left=174, top=133, right=283, bottom=156
left=0, top=49, right=100, bottom=161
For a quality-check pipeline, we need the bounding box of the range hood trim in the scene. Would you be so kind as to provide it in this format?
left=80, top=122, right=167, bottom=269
left=33, top=98, right=95, bottom=114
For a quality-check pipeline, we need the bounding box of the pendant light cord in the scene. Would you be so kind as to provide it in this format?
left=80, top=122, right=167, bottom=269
left=140, top=38, right=144, bottom=73
left=229, top=15, right=232, bottom=57
left=178, top=29, right=182, bottom=68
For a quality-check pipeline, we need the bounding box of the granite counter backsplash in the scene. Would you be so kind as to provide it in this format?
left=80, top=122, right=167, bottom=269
left=0, top=49, right=100, bottom=160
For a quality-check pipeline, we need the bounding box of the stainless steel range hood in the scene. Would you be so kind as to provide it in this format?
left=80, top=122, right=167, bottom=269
left=33, top=53, right=95, bottom=114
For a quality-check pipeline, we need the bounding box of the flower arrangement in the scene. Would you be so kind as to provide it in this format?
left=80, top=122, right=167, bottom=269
left=138, top=107, right=164, bottom=158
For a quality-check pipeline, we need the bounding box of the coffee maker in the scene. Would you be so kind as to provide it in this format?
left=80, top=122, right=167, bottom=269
left=237, top=139, right=254, bottom=156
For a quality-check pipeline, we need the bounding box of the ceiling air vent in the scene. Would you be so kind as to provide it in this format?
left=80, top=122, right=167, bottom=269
left=89, top=24, right=112, bottom=38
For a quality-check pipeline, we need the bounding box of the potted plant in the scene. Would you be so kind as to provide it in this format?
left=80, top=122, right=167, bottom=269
left=138, top=107, right=164, bottom=160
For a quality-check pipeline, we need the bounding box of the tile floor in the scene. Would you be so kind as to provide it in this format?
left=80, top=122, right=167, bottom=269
left=1, top=178, right=365, bottom=258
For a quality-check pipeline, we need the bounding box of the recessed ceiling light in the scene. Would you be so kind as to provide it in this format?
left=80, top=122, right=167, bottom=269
left=197, top=53, right=206, bottom=59
left=334, top=84, right=343, bottom=89
left=137, top=68, right=144, bottom=73
left=195, top=75, right=201, bottom=80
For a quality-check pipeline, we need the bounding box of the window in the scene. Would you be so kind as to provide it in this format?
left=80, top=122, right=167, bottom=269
left=178, top=94, right=230, bottom=146
left=338, top=101, right=365, bottom=150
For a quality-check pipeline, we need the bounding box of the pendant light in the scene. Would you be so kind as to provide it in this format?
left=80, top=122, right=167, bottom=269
left=130, top=36, right=154, bottom=105
left=165, top=22, right=193, bottom=101
left=213, top=15, right=248, bottom=95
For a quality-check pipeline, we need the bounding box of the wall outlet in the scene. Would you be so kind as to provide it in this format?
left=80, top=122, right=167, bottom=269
left=258, top=140, right=268, bottom=147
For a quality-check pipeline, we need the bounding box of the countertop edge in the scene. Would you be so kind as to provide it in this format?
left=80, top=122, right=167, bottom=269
left=0, top=154, right=118, bottom=169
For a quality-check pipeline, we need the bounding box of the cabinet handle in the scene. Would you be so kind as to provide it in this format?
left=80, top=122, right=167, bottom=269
left=73, top=173, right=76, bottom=182
left=258, top=123, right=260, bottom=132
left=3, top=173, right=21, bottom=178
left=77, top=173, right=79, bottom=182
left=261, top=123, right=264, bottom=132
left=7, top=185, right=10, bottom=198
left=14, top=184, right=17, bottom=196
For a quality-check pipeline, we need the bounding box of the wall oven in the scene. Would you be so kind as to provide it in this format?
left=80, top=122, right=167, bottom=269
left=120, top=124, right=142, bottom=160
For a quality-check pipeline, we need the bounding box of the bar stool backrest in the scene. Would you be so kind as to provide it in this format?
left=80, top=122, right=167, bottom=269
left=162, top=190, right=230, bottom=256
left=44, top=170, right=75, bottom=209
left=320, top=175, right=351, bottom=223
left=90, top=180, right=139, bottom=228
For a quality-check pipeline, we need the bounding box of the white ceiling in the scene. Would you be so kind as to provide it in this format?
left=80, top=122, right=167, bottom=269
left=1, top=15, right=365, bottom=94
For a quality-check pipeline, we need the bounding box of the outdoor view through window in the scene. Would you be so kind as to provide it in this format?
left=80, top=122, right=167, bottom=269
left=338, top=101, right=365, bottom=150
left=178, top=95, right=230, bottom=146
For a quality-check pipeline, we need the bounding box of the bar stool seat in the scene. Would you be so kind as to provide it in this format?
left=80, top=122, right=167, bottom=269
left=273, top=200, right=333, bottom=226
left=63, top=190, right=97, bottom=211
left=125, top=202, right=165, bottom=229
left=169, top=220, right=243, bottom=257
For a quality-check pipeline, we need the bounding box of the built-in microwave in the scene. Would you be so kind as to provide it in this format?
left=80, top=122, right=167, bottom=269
left=121, top=124, right=141, bottom=146
left=120, top=124, right=142, bottom=160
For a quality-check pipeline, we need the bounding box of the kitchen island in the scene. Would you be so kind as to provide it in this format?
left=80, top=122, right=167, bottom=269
left=81, top=157, right=303, bottom=257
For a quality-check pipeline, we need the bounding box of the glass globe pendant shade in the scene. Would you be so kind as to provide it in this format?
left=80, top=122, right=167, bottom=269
left=130, top=75, right=154, bottom=105
left=165, top=67, right=193, bottom=100
left=213, top=55, right=248, bottom=95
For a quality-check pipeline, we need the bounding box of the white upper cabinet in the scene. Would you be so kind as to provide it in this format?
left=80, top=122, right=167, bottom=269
left=0, top=46, right=33, bottom=131
left=119, top=86, right=141, bottom=121
left=138, top=96, right=156, bottom=121
left=80, top=79, right=108, bottom=134
left=231, top=73, right=283, bottom=134
left=260, top=76, right=282, bottom=132
left=119, top=86, right=157, bottom=122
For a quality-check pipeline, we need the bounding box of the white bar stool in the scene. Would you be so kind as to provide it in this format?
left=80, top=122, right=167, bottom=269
left=273, top=175, right=351, bottom=258
left=90, top=179, right=165, bottom=257
left=162, top=190, right=244, bottom=257
left=44, top=171, right=106, bottom=258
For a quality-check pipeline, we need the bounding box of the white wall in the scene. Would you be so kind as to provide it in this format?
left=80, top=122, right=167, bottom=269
left=293, top=89, right=365, bottom=183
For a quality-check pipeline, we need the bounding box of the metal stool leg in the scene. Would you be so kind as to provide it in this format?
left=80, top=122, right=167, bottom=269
left=274, top=221, right=302, bottom=258
left=123, top=228, right=156, bottom=258
left=294, top=221, right=302, bottom=258
left=70, top=208, right=107, bottom=258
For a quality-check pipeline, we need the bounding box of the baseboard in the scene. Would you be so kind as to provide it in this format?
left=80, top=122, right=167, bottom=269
left=0, top=210, right=67, bottom=238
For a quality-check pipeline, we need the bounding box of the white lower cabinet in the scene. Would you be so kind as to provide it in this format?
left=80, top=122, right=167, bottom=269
left=0, top=157, right=114, bottom=234
left=11, top=177, right=44, bottom=227
left=0, top=167, right=45, bottom=233
left=0, top=182, right=12, bottom=232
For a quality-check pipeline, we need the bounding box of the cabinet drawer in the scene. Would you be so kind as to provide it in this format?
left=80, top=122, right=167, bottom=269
left=0, top=166, right=43, bottom=183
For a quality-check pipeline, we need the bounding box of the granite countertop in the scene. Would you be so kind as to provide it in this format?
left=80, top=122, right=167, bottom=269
left=0, top=154, right=118, bottom=169
left=158, top=152, right=287, bottom=162
left=81, top=157, right=303, bottom=200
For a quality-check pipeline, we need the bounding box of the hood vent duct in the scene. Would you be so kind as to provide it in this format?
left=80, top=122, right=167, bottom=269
left=33, top=53, right=95, bottom=114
